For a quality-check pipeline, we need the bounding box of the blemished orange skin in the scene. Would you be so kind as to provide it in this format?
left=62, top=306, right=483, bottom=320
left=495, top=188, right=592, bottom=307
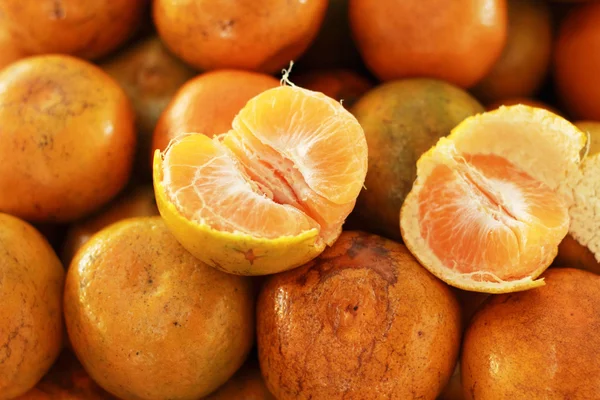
left=462, top=268, right=600, bottom=399
left=486, top=97, right=561, bottom=115
left=152, top=69, right=279, bottom=155
left=0, top=0, right=146, bottom=60
left=294, top=69, right=372, bottom=108
left=61, top=186, right=158, bottom=265
left=350, top=79, right=484, bottom=240
left=473, top=0, right=552, bottom=102
left=205, top=359, right=275, bottom=400
left=555, top=2, right=600, bottom=120
left=0, top=213, right=65, bottom=399
left=64, top=217, right=255, bottom=400
left=15, top=351, right=117, bottom=400
left=153, top=0, right=328, bottom=73
left=349, top=0, right=508, bottom=88
left=0, top=55, right=136, bottom=223
left=101, top=36, right=197, bottom=179
left=257, top=231, right=461, bottom=400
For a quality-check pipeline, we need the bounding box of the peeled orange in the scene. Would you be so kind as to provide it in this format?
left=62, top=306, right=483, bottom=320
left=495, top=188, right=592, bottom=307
left=400, top=105, right=586, bottom=293
left=154, top=84, right=368, bottom=275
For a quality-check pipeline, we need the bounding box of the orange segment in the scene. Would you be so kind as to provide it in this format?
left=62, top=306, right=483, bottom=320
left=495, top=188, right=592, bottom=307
left=401, top=105, right=586, bottom=293
left=155, top=84, right=368, bottom=275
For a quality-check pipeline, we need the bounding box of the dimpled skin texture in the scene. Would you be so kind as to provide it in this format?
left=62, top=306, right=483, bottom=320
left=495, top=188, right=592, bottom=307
left=351, top=79, right=484, bottom=240
left=0, top=55, right=136, bottom=223
left=0, top=213, right=65, bottom=399
left=153, top=0, right=328, bottom=73
left=462, top=268, right=600, bottom=399
left=0, top=0, right=146, bottom=60
left=64, top=217, right=255, bottom=400
left=257, top=231, right=462, bottom=400
left=349, top=0, right=507, bottom=88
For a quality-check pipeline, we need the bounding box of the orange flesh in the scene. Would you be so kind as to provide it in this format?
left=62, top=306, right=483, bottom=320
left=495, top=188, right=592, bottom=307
left=418, top=153, right=568, bottom=282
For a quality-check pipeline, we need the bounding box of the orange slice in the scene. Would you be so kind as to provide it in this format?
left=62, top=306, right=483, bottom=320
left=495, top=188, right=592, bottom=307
left=401, top=105, right=586, bottom=293
left=153, top=84, right=368, bottom=275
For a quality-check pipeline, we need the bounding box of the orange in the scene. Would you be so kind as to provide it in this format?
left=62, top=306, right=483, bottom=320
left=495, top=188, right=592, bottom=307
left=152, top=69, right=279, bottom=158
left=153, top=0, right=328, bottom=73
left=64, top=217, right=255, bottom=399
left=153, top=84, right=368, bottom=275
left=486, top=97, right=561, bottom=115
left=349, top=0, right=508, bottom=87
left=205, top=358, right=275, bottom=400
left=101, top=36, right=197, bottom=179
left=0, top=12, right=27, bottom=70
left=400, top=105, right=586, bottom=293
left=0, top=55, right=136, bottom=222
left=351, top=79, right=484, bottom=240
left=574, top=120, right=600, bottom=157
left=294, top=69, right=372, bottom=108
left=555, top=2, right=600, bottom=119
left=473, top=0, right=552, bottom=102
left=61, top=185, right=158, bottom=264
left=257, top=231, right=461, bottom=399
left=462, top=268, right=600, bottom=399
left=15, top=350, right=118, bottom=399
left=0, top=213, right=64, bottom=399
left=0, top=0, right=146, bottom=60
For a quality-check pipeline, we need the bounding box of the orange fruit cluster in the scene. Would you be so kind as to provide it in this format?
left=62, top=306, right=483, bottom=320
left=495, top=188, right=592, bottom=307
left=0, top=1, right=599, bottom=399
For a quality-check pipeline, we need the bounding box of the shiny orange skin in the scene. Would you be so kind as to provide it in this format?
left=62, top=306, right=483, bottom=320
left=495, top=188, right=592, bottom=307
left=257, top=231, right=461, bottom=399
left=152, top=69, right=279, bottom=155
left=462, top=268, right=600, bottom=399
left=101, top=36, right=197, bottom=178
left=0, top=55, right=136, bottom=222
left=64, top=217, right=255, bottom=400
left=206, top=359, right=275, bottom=400
left=473, top=0, right=552, bottom=102
left=555, top=2, right=600, bottom=119
left=0, top=0, right=146, bottom=60
left=15, top=351, right=117, bottom=400
left=61, top=186, right=158, bottom=265
left=294, top=69, right=373, bottom=108
left=349, top=0, right=508, bottom=87
left=486, top=97, right=561, bottom=115
left=0, top=213, right=65, bottom=399
left=153, top=0, right=328, bottom=73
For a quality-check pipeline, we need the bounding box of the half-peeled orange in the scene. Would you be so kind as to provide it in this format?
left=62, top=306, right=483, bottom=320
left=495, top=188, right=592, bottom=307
left=400, top=105, right=586, bottom=293
left=154, top=84, right=368, bottom=275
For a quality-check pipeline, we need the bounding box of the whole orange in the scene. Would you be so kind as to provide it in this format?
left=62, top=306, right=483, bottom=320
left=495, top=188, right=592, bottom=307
left=257, top=231, right=461, bottom=399
left=473, top=0, right=552, bottom=102
left=555, top=2, right=600, bottom=119
left=0, top=213, right=64, bottom=399
left=349, top=0, right=508, bottom=87
left=0, top=55, right=136, bottom=222
left=0, top=0, right=146, bottom=60
left=152, top=69, right=279, bottom=155
left=64, top=217, right=255, bottom=399
left=153, top=0, right=328, bottom=73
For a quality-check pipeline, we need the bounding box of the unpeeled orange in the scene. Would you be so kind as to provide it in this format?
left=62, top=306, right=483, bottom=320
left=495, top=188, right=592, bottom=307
left=154, top=84, right=368, bottom=275
left=400, top=105, right=586, bottom=292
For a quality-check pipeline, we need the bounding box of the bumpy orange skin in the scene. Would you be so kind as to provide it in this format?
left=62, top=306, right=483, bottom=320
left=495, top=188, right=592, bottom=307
left=555, top=2, right=600, bottom=119
left=152, top=70, right=279, bottom=157
left=15, top=351, right=117, bottom=400
left=0, top=55, right=136, bottom=222
left=153, top=0, right=328, bottom=73
left=0, top=0, right=146, bottom=60
left=462, top=268, right=600, bottom=399
left=350, top=79, right=484, bottom=240
left=101, top=36, right=197, bottom=178
left=294, top=69, right=372, bottom=108
left=0, top=213, right=65, bottom=399
left=64, top=217, right=255, bottom=400
left=61, top=186, right=158, bottom=264
left=349, top=0, right=508, bottom=87
left=473, top=0, right=552, bottom=102
left=206, top=359, right=275, bottom=400
left=257, top=231, right=461, bottom=400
